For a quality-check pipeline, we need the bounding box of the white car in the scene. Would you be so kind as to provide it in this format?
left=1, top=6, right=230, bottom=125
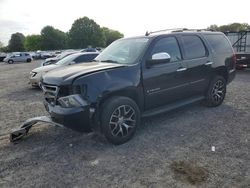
left=4, top=52, right=33, bottom=64
left=29, top=52, right=99, bottom=87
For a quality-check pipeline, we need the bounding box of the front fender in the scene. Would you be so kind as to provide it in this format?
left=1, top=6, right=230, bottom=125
left=73, top=64, right=144, bottom=109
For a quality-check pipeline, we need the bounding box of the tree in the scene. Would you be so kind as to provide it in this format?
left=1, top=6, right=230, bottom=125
left=24, top=35, right=42, bottom=51
left=8, top=32, right=25, bottom=52
left=207, top=24, right=219, bottom=31
left=207, top=23, right=250, bottom=32
left=0, top=41, right=3, bottom=48
left=102, top=27, right=124, bottom=46
left=68, top=17, right=105, bottom=48
left=40, top=26, right=67, bottom=50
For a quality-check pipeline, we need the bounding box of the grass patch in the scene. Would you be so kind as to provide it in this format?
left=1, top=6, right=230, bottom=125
left=171, top=160, right=208, bottom=185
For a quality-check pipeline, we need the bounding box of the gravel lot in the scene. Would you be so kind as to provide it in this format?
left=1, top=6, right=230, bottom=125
left=0, top=60, right=249, bottom=187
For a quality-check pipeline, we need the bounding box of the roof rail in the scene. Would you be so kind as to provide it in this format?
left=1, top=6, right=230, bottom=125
left=145, top=28, right=214, bottom=36
left=145, top=28, right=187, bottom=36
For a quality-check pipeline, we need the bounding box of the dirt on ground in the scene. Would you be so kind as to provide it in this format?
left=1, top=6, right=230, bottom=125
left=0, top=60, right=250, bottom=187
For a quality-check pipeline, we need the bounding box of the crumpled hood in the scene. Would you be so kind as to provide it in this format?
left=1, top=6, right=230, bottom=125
left=32, top=64, right=59, bottom=73
left=42, top=62, right=124, bottom=85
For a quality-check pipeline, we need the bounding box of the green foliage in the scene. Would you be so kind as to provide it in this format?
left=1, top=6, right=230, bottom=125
left=207, top=23, right=250, bottom=32
left=0, top=41, right=3, bottom=48
left=6, top=17, right=124, bottom=51
left=40, top=26, right=67, bottom=50
left=8, top=32, right=25, bottom=52
left=24, top=35, right=42, bottom=51
left=0, top=46, right=9, bottom=53
left=102, top=27, right=124, bottom=46
left=68, top=17, right=105, bottom=48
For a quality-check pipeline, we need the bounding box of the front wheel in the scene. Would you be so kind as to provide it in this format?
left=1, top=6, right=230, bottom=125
left=8, top=60, right=14, bottom=64
left=101, top=96, right=140, bottom=145
left=204, top=76, right=226, bottom=107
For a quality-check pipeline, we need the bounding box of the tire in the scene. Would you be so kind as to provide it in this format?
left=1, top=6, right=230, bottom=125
left=8, top=60, right=14, bottom=64
left=204, top=75, right=226, bottom=107
left=101, top=96, right=140, bottom=145
left=27, top=58, right=31, bottom=63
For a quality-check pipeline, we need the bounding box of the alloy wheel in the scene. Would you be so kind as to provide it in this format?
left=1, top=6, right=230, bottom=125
left=211, top=80, right=225, bottom=103
left=109, top=105, right=136, bottom=137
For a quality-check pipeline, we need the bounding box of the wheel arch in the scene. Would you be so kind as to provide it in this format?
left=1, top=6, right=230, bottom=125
left=98, top=88, right=143, bottom=111
left=214, top=66, right=228, bottom=82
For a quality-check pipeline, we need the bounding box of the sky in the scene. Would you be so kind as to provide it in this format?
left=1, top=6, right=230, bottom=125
left=0, top=0, right=249, bottom=45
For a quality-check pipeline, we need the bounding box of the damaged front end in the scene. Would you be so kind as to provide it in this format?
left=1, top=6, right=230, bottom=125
left=10, top=116, right=63, bottom=142
left=10, top=83, right=93, bottom=142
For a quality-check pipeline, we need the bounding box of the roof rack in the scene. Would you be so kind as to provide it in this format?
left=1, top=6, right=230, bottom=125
left=145, top=28, right=214, bottom=36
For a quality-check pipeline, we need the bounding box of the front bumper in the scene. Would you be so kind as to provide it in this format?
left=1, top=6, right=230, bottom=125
left=29, top=72, right=42, bottom=87
left=44, top=101, right=92, bottom=132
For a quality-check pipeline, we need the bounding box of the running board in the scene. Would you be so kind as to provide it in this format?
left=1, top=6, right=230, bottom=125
left=10, top=116, right=63, bottom=142
left=142, top=96, right=204, bottom=117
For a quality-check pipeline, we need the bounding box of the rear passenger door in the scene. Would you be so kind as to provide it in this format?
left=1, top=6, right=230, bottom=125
left=180, top=35, right=212, bottom=96
left=14, top=54, right=22, bottom=61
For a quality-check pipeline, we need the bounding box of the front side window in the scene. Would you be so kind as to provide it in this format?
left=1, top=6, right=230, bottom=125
left=182, top=35, right=206, bottom=59
left=151, top=37, right=182, bottom=62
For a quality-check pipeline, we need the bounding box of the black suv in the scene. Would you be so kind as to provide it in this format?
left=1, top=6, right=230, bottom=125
left=41, top=30, right=236, bottom=144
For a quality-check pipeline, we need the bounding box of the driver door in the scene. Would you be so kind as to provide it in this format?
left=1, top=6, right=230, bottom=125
left=143, top=36, right=189, bottom=110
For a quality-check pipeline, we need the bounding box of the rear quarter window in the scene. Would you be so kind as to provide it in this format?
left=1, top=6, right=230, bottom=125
left=182, top=35, right=207, bottom=59
left=204, top=34, right=233, bottom=53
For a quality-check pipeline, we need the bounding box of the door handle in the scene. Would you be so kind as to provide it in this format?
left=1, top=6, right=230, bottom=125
left=176, top=67, right=187, bottom=72
left=205, top=61, right=214, bottom=66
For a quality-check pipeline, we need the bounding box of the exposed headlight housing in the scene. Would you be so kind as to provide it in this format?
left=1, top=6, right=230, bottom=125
left=58, top=94, right=88, bottom=108
left=30, top=72, right=37, bottom=77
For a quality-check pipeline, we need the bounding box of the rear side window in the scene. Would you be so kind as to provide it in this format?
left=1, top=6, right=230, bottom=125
left=204, top=34, right=233, bottom=53
left=182, top=35, right=206, bottom=59
left=151, top=37, right=181, bottom=62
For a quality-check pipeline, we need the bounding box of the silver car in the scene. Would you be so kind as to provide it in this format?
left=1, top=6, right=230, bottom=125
left=29, top=52, right=99, bottom=87
left=4, top=52, right=33, bottom=64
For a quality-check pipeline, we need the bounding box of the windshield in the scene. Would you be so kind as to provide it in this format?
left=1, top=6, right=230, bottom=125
left=55, top=53, right=78, bottom=65
left=95, top=38, right=149, bottom=64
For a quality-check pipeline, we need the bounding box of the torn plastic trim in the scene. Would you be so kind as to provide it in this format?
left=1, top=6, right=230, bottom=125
left=10, top=116, right=63, bottom=142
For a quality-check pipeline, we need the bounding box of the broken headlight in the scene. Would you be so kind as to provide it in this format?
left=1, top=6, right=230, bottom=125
left=58, top=94, right=88, bottom=108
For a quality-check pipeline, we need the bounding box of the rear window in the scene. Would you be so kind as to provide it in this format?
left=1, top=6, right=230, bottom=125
left=182, top=35, right=206, bottom=59
left=204, top=34, right=233, bottom=53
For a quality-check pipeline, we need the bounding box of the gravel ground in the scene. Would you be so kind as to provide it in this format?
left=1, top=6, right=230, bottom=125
left=0, top=61, right=249, bottom=187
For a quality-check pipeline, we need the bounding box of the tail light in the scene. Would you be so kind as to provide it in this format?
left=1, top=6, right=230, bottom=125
left=232, top=51, right=237, bottom=68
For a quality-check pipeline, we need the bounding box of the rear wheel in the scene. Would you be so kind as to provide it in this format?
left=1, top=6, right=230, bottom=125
left=204, top=76, right=226, bottom=107
left=27, top=58, right=31, bottom=63
left=101, top=96, right=140, bottom=145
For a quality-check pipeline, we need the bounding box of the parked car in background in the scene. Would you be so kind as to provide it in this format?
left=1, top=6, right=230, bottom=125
left=41, top=51, right=77, bottom=66
left=81, top=47, right=99, bottom=52
left=0, top=53, right=7, bottom=62
left=29, top=52, right=99, bottom=87
left=40, top=51, right=54, bottom=59
left=235, top=52, right=250, bottom=69
left=3, top=52, right=33, bottom=64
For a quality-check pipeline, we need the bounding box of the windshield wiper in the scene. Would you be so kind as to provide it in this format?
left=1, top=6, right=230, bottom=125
left=100, top=59, right=119, bottom=64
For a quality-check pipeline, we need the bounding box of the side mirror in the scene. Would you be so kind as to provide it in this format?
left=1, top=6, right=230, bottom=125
left=147, top=52, right=171, bottom=67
